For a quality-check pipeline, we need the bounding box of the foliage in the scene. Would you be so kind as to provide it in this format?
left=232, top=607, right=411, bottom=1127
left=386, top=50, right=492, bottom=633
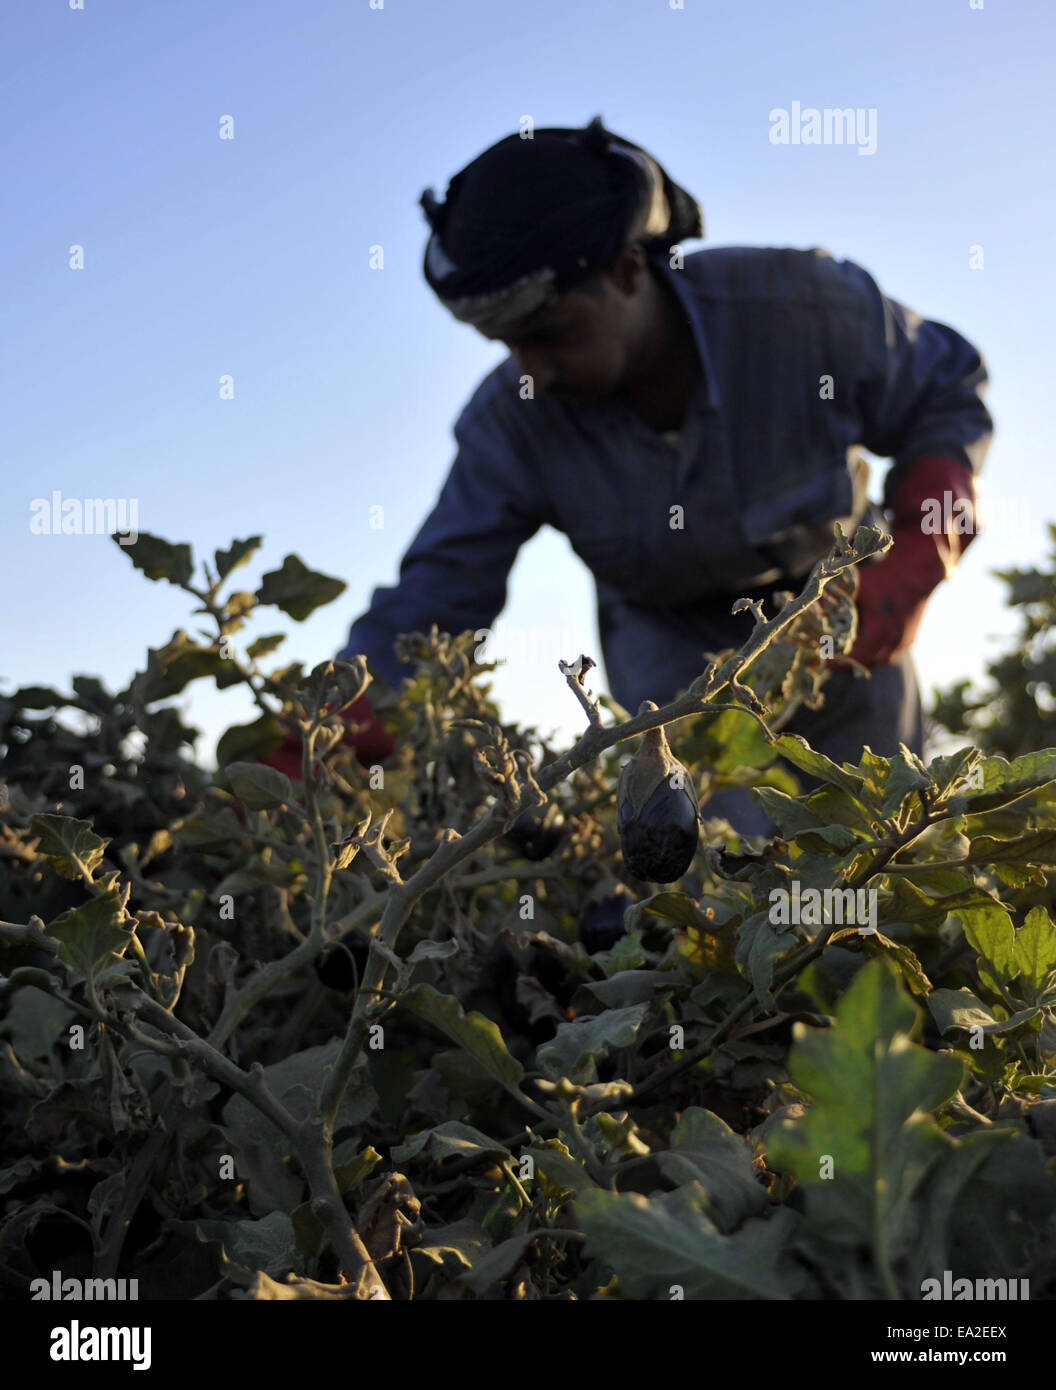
left=1, top=525, right=1055, bottom=1301
left=932, top=521, right=1056, bottom=759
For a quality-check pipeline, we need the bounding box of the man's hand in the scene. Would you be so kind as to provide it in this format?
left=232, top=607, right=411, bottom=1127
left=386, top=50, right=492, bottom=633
left=257, top=695, right=396, bottom=781
left=834, top=455, right=980, bottom=669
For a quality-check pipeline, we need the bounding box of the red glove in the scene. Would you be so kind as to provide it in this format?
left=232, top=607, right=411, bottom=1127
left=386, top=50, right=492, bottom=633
left=257, top=695, right=396, bottom=781
left=842, top=455, right=979, bottom=669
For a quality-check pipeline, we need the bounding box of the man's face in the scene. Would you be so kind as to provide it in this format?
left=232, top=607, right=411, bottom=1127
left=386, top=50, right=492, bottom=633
left=497, top=278, right=634, bottom=404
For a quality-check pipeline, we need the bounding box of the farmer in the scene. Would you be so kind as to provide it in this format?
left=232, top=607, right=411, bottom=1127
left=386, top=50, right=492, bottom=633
left=326, top=117, right=993, bottom=830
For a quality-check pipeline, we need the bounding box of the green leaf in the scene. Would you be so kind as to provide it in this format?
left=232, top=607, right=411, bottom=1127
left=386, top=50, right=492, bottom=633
left=256, top=554, right=346, bottom=622
left=192, top=1211, right=300, bottom=1280
left=949, top=750, right=1056, bottom=814
left=698, top=706, right=776, bottom=773
left=575, top=1184, right=799, bottom=1299
left=30, top=814, right=110, bottom=880
left=928, top=988, right=1037, bottom=1036
left=766, top=960, right=963, bottom=1272
left=655, top=1108, right=768, bottom=1232
left=939, top=1132, right=1056, bottom=1275
left=220, top=1043, right=375, bottom=1218
left=802, top=784, right=875, bottom=833
left=245, top=634, right=286, bottom=660
left=87, top=1172, right=125, bottom=1228
left=879, top=750, right=933, bottom=820
left=792, top=823, right=862, bottom=853
left=115, top=531, right=194, bottom=586
left=1013, top=907, right=1056, bottom=998
left=927, top=747, right=983, bottom=802
left=215, top=713, right=287, bottom=768
left=536, top=1005, right=648, bottom=1085
left=735, top=909, right=797, bottom=1012
left=390, top=1121, right=511, bottom=1167
left=172, top=808, right=245, bottom=848
left=955, top=901, right=1017, bottom=993
left=400, top=985, right=525, bottom=1099
left=581, top=969, right=689, bottom=1009
left=409, top=1221, right=492, bottom=1280
left=529, top=1139, right=597, bottom=1197
left=630, top=890, right=709, bottom=929
left=136, top=630, right=228, bottom=703
left=903, top=1127, right=1019, bottom=1291
left=10, top=685, right=67, bottom=709
left=459, top=1230, right=551, bottom=1294
left=965, top=830, right=1056, bottom=886
left=215, top=536, right=263, bottom=581
left=224, top=761, right=293, bottom=810
left=46, top=891, right=131, bottom=984
left=773, top=734, right=866, bottom=797
left=755, top=787, right=826, bottom=837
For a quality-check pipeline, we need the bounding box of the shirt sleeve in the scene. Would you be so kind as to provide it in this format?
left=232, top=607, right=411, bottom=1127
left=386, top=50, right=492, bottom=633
left=819, top=254, right=994, bottom=509
left=337, top=390, right=545, bottom=687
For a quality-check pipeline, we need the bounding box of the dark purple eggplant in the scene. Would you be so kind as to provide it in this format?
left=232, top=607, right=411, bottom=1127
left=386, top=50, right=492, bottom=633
left=315, top=931, right=370, bottom=991
left=504, top=803, right=565, bottom=861
left=579, top=885, right=636, bottom=954
left=617, top=706, right=700, bottom=883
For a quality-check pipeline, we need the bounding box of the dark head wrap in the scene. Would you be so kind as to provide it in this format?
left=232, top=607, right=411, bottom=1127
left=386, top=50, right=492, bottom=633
left=419, top=116, right=704, bottom=338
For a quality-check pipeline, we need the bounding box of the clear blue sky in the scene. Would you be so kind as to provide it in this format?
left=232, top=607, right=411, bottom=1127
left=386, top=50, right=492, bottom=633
left=3, top=0, right=1052, bottom=764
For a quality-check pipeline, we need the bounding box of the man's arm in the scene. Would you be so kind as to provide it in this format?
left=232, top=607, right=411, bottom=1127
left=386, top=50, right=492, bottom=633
left=836, top=258, right=993, bottom=503
left=338, top=391, right=545, bottom=686
left=818, top=255, right=994, bottom=666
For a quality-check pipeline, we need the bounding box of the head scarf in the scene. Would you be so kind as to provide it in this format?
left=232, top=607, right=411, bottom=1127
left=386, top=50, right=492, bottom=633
left=419, top=116, right=704, bottom=338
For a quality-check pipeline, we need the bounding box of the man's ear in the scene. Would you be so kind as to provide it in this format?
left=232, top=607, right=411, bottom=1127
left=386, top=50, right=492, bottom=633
left=606, top=243, right=647, bottom=297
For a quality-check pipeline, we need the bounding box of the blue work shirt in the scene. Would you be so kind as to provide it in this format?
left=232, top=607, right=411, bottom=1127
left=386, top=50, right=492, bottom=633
left=338, top=245, right=993, bottom=714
